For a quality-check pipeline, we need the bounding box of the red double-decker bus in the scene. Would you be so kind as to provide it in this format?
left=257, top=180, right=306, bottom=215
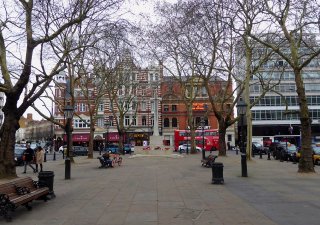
left=173, top=129, right=219, bottom=152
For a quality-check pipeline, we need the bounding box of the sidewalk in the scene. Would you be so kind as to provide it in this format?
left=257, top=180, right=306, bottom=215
left=3, top=150, right=320, bottom=225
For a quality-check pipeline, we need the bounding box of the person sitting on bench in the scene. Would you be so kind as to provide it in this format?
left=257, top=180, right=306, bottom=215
left=100, top=152, right=113, bottom=168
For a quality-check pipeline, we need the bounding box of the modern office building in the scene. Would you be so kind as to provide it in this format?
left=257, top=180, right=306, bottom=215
left=249, top=37, right=320, bottom=145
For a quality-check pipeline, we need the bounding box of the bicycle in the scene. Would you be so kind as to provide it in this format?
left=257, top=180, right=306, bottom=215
left=110, top=153, right=122, bottom=166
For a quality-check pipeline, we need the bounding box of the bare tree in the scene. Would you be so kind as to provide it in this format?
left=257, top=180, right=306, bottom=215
left=241, top=0, right=320, bottom=172
left=0, top=0, right=123, bottom=178
left=100, top=49, right=140, bottom=154
left=146, top=0, right=244, bottom=156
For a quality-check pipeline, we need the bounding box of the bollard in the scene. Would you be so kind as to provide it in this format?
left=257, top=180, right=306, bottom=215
left=267, top=151, right=271, bottom=160
left=259, top=150, right=262, bottom=159
left=241, top=153, right=248, bottom=177
left=292, top=156, right=297, bottom=164
left=62, top=151, right=64, bottom=159
left=53, top=151, right=56, bottom=161
left=236, top=148, right=238, bottom=155
left=44, top=152, right=47, bottom=162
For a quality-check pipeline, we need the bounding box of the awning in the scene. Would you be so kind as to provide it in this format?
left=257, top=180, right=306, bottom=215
left=64, top=134, right=90, bottom=142
left=94, top=135, right=103, bottom=140
left=103, top=132, right=127, bottom=141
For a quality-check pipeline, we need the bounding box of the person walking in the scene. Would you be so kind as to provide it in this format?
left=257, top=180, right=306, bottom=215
left=23, top=144, right=36, bottom=174
left=35, top=146, right=45, bottom=172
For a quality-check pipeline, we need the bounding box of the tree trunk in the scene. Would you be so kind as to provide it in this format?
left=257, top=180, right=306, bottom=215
left=295, top=69, right=314, bottom=172
left=218, top=120, right=227, bottom=156
left=0, top=113, right=20, bottom=178
left=118, top=129, right=124, bottom=155
left=88, top=127, right=94, bottom=159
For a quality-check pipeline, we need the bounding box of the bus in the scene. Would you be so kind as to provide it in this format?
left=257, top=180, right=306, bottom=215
left=174, top=129, right=219, bottom=152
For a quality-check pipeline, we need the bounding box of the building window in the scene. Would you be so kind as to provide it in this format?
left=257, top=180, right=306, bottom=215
left=172, top=118, right=177, bottom=127
left=119, top=88, right=123, bottom=96
left=125, top=116, right=130, bottom=126
left=142, top=116, right=147, bottom=126
left=79, top=103, right=86, bottom=112
left=132, top=117, right=136, bottom=126
left=228, top=134, right=232, bottom=142
left=149, top=74, right=154, bottom=81
left=151, top=101, right=155, bottom=111
left=125, top=102, right=130, bottom=110
left=97, top=118, right=104, bottom=127
left=141, top=86, right=146, bottom=96
left=201, top=87, right=207, bottom=97
left=164, top=118, right=170, bottom=127
left=98, top=102, right=104, bottom=112
left=74, top=119, right=90, bottom=128
left=164, top=105, right=169, bottom=112
left=172, top=105, right=177, bottom=112
left=141, top=101, right=146, bottom=111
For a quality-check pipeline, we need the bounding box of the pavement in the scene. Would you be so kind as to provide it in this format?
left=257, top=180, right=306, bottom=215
left=2, top=148, right=320, bottom=225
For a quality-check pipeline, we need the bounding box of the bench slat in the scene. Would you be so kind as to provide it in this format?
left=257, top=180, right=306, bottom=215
left=0, top=176, right=50, bottom=221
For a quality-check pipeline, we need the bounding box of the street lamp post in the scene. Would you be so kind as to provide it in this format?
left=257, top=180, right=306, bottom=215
left=64, top=105, right=74, bottom=180
left=237, top=99, right=248, bottom=177
left=200, top=118, right=206, bottom=160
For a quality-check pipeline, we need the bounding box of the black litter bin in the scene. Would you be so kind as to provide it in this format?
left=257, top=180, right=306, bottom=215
left=38, top=171, right=55, bottom=198
left=211, top=162, right=224, bottom=184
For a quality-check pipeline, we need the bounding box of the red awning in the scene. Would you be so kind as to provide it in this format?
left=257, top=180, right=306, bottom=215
left=104, top=133, right=126, bottom=141
left=64, top=134, right=90, bottom=142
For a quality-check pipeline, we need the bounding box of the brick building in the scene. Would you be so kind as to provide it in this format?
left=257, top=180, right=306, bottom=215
left=161, top=76, right=235, bottom=147
left=53, top=53, right=163, bottom=148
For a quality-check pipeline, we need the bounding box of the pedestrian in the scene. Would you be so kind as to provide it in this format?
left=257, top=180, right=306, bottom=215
left=35, top=146, right=45, bottom=172
left=23, top=144, right=36, bottom=174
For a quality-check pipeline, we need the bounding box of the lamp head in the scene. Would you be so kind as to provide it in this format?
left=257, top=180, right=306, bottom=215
left=64, top=105, right=74, bottom=119
left=237, top=98, right=247, bottom=116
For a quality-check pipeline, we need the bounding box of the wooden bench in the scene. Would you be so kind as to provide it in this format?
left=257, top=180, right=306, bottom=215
left=0, top=177, right=49, bottom=221
left=201, top=155, right=218, bottom=168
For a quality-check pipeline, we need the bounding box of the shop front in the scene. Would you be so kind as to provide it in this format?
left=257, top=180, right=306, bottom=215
left=64, top=133, right=90, bottom=147
left=127, top=132, right=150, bottom=146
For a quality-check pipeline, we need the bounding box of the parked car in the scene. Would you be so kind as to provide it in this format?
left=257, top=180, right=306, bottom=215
left=124, top=144, right=134, bottom=154
left=105, top=144, right=119, bottom=153
left=178, top=144, right=202, bottom=153
left=313, top=145, right=320, bottom=165
left=252, top=142, right=266, bottom=155
left=273, top=142, right=298, bottom=161
left=296, top=144, right=320, bottom=165
left=271, top=142, right=287, bottom=159
left=72, top=146, right=88, bottom=156
left=285, top=144, right=299, bottom=161
left=14, top=146, right=26, bottom=166
left=269, top=142, right=284, bottom=154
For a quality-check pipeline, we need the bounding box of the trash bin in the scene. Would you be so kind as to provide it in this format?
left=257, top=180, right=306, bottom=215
left=38, top=171, right=55, bottom=198
left=211, top=162, right=224, bottom=184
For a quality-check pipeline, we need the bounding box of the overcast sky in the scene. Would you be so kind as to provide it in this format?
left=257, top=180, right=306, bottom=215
left=24, top=0, right=176, bottom=120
